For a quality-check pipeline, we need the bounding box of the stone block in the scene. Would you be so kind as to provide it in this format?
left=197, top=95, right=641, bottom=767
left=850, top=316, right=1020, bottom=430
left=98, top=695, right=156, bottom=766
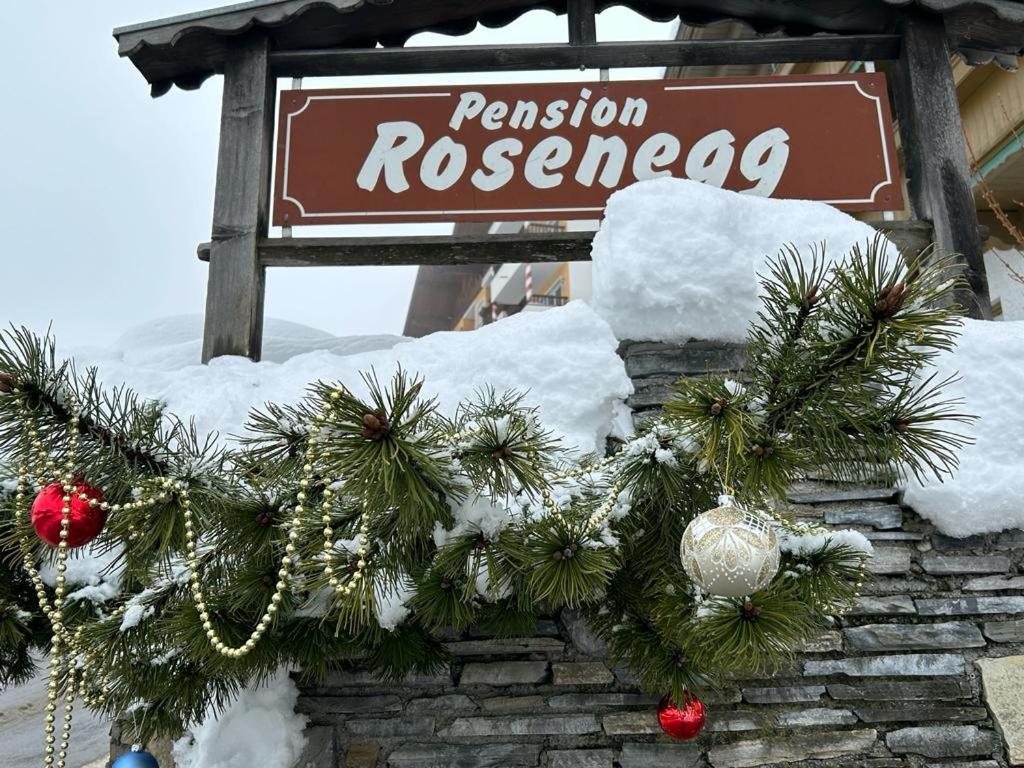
left=345, top=742, right=379, bottom=768
left=551, top=662, right=614, bottom=686
left=602, top=710, right=661, bottom=735
left=917, top=597, right=1024, bottom=616
left=787, top=486, right=895, bottom=504
left=742, top=685, right=825, bottom=704
left=293, top=726, right=335, bottom=768
left=387, top=743, right=541, bottom=768
left=298, top=694, right=402, bottom=721
left=547, top=749, right=614, bottom=768
left=478, top=695, right=546, bottom=713
left=706, top=711, right=763, bottom=732
left=343, top=717, right=434, bottom=738
left=405, top=694, right=477, bottom=714
left=773, top=707, right=857, bottom=727
left=854, top=706, right=987, bottom=723
left=886, top=725, right=1000, bottom=758
left=547, top=692, right=657, bottom=710
left=441, top=714, right=599, bottom=737
left=976, top=655, right=1024, bottom=765
left=459, top=661, right=549, bottom=686
left=561, top=609, right=608, bottom=657
left=802, top=630, right=842, bottom=653
left=444, top=637, right=565, bottom=657
left=868, top=547, right=912, bottom=575
left=824, top=504, right=902, bottom=529
left=921, top=555, right=1011, bottom=575
left=844, top=621, right=985, bottom=651
left=708, top=728, right=877, bottom=767
left=924, top=762, right=1000, bottom=768
left=805, top=653, right=964, bottom=677
left=623, top=341, right=745, bottom=379
left=932, top=533, right=990, bottom=551
left=850, top=595, right=917, bottom=615
left=964, top=575, right=1024, bottom=592
left=983, top=620, right=1024, bottom=643
left=314, top=669, right=449, bottom=690
left=827, top=679, right=972, bottom=701
left=617, top=743, right=703, bottom=768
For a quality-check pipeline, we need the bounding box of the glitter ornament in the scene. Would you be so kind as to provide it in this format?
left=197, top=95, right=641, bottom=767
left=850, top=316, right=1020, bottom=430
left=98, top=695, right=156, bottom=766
left=111, top=748, right=160, bottom=768
left=657, top=694, right=706, bottom=740
left=680, top=502, right=779, bottom=597
left=31, top=482, right=107, bottom=548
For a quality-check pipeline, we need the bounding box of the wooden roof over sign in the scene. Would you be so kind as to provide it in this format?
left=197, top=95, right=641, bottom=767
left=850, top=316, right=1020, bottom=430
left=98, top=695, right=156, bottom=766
left=114, top=0, right=1024, bottom=96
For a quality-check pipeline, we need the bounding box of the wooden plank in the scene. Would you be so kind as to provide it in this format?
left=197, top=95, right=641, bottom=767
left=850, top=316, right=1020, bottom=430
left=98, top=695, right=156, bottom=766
left=197, top=221, right=937, bottom=268
left=269, top=35, right=903, bottom=77
left=201, top=35, right=276, bottom=363
left=567, top=0, right=596, bottom=47
left=891, top=11, right=992, bottom=319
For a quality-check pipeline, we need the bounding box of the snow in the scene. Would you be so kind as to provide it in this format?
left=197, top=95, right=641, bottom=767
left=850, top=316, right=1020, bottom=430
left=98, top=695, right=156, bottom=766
left=903, top=319, right=1024, bottom=537
left=67, top=302, right=632, bottom=455
left=779, top=527, right=874, bottom=558
left=590, top=178, right=898, bottom=343
left=38, top=543, right=124, bottom=606
left=172, top=669, right=307, bottom=768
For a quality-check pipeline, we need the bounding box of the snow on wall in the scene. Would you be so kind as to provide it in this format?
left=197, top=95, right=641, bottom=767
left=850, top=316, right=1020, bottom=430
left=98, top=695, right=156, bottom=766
left=590, top=178, right=897, bottom=343
left=68, top=302, right=632, bottom=456
left=903, top=318, right=1024, bottom=537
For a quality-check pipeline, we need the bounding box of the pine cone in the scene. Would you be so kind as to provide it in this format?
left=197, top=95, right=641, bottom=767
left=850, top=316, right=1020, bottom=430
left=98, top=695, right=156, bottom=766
left=255, top=511, right=274, bottom=527
left=709, top=397, right=728, bottom=417
left=752, top=444, right=775, bottom=458
left=0, top=372, right=13, bottom=394
left=491, top=445, right=513, bottom=460
left=873, top=282, right=908, bottom=319
left=893, top=419, right=911, bottom=433
left=806, top=285, right=821, bottom=308
left=361, top=410, right=391, bottom=440
left=741, top=600, right=763, bottom=621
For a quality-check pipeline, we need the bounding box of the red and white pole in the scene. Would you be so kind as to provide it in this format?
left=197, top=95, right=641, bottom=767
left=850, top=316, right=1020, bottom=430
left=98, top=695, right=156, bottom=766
left=524, top=263, right=534, bottom=304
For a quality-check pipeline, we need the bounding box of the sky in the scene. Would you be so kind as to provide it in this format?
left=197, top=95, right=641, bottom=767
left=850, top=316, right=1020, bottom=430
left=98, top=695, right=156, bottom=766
left=0, top=3, right=677, bottom=348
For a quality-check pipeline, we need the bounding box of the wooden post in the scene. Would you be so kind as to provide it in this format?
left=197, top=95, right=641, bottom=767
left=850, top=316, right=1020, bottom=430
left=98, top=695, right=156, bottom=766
left=891, top=11, right=992, bottom=319
left=202, top=35, right=276, bottom=362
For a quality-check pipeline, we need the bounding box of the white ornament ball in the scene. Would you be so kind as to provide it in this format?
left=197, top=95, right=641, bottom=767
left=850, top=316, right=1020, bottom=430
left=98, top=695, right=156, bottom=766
left=680, top=505, right=780, bottom=597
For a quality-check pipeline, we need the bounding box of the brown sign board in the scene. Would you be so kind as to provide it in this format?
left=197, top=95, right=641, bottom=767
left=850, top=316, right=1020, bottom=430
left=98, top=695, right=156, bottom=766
left=273, top=74, right=901, bottom=226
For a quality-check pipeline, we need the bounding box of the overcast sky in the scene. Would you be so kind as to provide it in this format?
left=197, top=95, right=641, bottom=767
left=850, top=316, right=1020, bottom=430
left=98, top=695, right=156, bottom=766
left=0, top=3, right=676, bottom=348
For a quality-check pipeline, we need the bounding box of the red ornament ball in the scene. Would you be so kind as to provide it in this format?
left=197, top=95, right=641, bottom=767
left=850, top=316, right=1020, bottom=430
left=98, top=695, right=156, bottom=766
left=658, top=694, right=706, bottom=740
left=31, top=482, right=107, bottom=548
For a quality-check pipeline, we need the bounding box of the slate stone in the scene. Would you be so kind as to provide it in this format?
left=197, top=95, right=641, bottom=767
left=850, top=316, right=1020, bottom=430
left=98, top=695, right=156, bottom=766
left=827, top=679, right=972, bottom=701
left=293, top=726, right=334, bottom=768
left=459, top=661, right=549, bottom=686
left=868, top=547, right=912, bottom=574
left=708, top=728, right=877, bottom=767
left=854, top=706, right=987, bottom=723
left=551, top=662, right=614, bottom=686
left=844, top=621, right=985, bottom=651
left=406, top=694, right=477, bottom=714
left=444, top=637, right=565, bottom=656
left=387, top=743, right=541, bottom=768
left=547, top=692, right=658, bottom=710
left=602, top=711, right=661, bottom=735
left=804, top=653, right=964, bottom=677
left=964, top=575, right=1024, bottom=592
left=923, top=762, right=1000, bottom=768
left=742, top=685, right=825, bottom=704
left=787, top=486, right=895, bottom=504
left=343, top=717, right=434, bottom=738
left=561, top=608, right=608, bottom=657
left=976, top=655, right=1024, bottom=765
left=345, top=742, right=380, bottom=768
left=886, top=725, right=1000, bottom=758
left=864, top=530, right=926, bottom=541
left=706, top=711, right=763, bottom=732
left=624, top=341, right=745, bottom=379
left=917, top=597, right=1024, bottom=616
left=547, top=749, right=614, bottom=768
left=802, top=630, right=843, bottom=653
left=299, top=694, right=402, bottom=722
left=617, top=743, right=703, bottom=768
left=478, top=695, right=546, bottom=714
left=982, top=619, right=1024, bottom=643
left=773, top=707, right=858, bottom=727
left=849, top=595, right=917, bottom=615
left=441, top=714, right=599, bottom=737
left=312, top=669, right=450, bottom=690
left=921, top=555, right=1011, bottom=575
left=932, top=533, right=990, bottom=551
left=824, top=504, right=902, bottom=529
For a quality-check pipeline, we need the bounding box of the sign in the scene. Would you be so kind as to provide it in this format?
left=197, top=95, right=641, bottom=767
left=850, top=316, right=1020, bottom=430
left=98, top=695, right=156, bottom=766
left=273, top=74, right=901, bottom=226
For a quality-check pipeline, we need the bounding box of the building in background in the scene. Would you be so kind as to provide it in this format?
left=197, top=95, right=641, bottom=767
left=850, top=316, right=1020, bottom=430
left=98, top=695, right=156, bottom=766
left=404, top=21, right=1024, bottom=336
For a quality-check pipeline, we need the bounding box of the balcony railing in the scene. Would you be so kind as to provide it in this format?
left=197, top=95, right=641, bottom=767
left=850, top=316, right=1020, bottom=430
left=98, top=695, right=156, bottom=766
left=477, top=294, right=568, bottom=325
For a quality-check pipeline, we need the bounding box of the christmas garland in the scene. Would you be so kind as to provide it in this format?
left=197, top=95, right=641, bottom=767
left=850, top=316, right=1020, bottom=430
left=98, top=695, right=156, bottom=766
left=0, top=239, right=971, bottom=766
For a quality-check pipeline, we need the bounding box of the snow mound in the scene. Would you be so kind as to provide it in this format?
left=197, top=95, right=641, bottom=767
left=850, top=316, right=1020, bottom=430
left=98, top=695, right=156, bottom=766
left=903, top=319, right=1024, bottom=537
left=172, top=669, right=307, bottom=768
left=70, top=301, right=632, bottom=455
left=590, top=178, right=898, bottom=343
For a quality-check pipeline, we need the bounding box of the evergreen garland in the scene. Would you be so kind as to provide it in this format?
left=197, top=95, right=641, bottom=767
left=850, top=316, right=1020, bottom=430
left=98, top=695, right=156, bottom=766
left=0, top=238, right=970, bottom=744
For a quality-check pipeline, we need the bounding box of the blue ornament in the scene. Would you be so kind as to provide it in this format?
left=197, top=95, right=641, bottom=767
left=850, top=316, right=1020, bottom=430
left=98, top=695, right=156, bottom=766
left=111, top=749, right=160, bottom=768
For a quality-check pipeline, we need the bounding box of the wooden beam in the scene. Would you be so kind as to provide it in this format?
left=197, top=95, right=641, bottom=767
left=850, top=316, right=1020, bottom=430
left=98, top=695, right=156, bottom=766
left=201, top=35, right=276, bottom=363
left=269, top=35, right=902, bottom=78
left=567, top=0, right=597, bottom=47
left=891, top=11, right=992, bottom=319
left=198, top=221, right=938, bottom=268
